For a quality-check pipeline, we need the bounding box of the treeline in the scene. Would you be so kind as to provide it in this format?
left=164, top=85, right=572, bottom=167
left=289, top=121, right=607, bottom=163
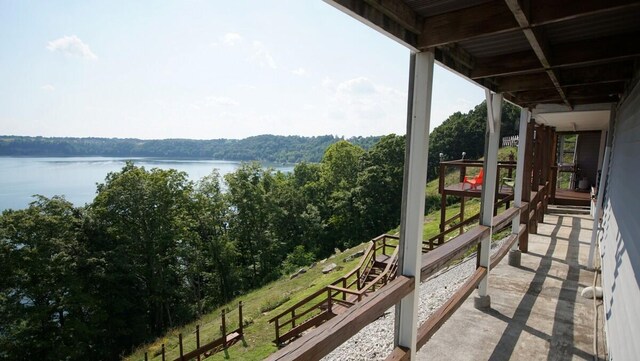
left=0, top=135, right=404, bottom=361
left=0, top=134, right=381, bottom=163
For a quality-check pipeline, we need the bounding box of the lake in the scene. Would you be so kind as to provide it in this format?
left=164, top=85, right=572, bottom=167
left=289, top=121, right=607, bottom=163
left=0, top=157, right=293, bottom=211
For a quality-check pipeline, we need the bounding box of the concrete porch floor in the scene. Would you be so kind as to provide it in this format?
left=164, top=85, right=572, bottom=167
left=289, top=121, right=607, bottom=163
left=417, top=213, right=606, bottom=361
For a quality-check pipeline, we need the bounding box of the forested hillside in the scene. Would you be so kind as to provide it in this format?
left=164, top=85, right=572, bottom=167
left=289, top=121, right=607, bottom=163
left=0, top=134, right=380, bottom=163
left=0, top=135, right=404, bottom=361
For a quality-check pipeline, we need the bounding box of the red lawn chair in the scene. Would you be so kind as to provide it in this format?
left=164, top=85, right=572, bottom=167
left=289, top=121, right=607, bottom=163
left=464, top=168, right=484, bottom=190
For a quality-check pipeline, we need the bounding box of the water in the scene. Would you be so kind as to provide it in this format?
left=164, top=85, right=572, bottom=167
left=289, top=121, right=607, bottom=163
left=0, top=157, right=293, bottom=211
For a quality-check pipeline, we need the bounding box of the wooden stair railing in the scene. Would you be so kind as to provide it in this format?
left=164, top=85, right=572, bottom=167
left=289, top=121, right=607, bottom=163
left=269, top=235, right=399, bottom=346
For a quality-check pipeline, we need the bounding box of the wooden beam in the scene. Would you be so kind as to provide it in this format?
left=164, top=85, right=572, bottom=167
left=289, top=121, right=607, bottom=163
left=363, top=0, right=422, bottom=34
left=504, top=0, right=571, bottom=107
left=418, top=0, right=517, bottom=48
left=266, top=276, right=414, bottom=361
left=496, top=72, right=555, bottom=92
left=550, top=32, right=640, bottom=68
left=496, top=62, right=634, bottom=92
left=417, top=0, right=640, bottom=49
left=325, top=0, right=418, bottom=48
left=472, top=50, right=543, bottom=79
left=530, top=0, right=640, bottom=26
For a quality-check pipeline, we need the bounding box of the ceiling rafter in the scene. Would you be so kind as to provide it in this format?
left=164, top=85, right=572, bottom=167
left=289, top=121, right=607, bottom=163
left=496, top=62, right=634, bottom=92
left=416, top=0, right=640, bottom=49
left=325, top=0, right=420, bottom=48
left=362, top=0, right=422, bottom=34
left=418, top=1, right=516, bottom=49
left=504, top=0, right=571, bottom=108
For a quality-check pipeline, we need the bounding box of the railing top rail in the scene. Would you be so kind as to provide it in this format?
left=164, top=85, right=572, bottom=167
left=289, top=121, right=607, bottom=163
left=421, top=225, right=490, bottom=281
left=265, top=276, right=414, bottom=361
left=268, top=287, right=327, bottom=323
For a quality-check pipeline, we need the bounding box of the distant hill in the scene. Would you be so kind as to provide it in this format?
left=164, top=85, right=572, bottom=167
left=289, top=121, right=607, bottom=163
left=0, top=134, right=381, bottom=163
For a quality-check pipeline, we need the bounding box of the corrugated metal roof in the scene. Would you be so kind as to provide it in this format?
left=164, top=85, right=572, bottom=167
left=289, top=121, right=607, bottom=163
left=543, top=7, right=640, bottom=44
left=458, top=30, right=531, bottom=58
left=405, top=0, right=492, bottom=17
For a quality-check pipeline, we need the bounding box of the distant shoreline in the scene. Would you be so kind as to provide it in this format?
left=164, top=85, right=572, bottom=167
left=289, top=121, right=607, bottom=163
left=0, top=134, right=382, bottom=164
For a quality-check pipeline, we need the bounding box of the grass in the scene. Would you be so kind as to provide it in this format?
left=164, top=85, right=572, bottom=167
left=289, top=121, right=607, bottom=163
left=125, top=246, right=367, bottom=361
left=126, top=148, right=521, bottom=361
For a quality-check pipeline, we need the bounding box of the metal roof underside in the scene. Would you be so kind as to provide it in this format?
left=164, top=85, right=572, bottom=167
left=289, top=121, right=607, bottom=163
left=326, top=0, right=640, bottom=114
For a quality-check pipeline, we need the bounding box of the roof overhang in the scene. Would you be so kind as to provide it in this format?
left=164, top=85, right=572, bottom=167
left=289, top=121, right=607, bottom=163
left=325, top=0, right=640, bottom=130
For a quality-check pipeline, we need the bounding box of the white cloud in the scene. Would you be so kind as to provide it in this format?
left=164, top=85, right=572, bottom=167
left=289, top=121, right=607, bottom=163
left=324, top=76, right=407, bottom=127
left=207, top=96, right=239, bottom=106
left=46, top=35, right=97, bottom=60
left=221, top=32, right=243, bottom=46
left=291, top=67, right=307, bottom=76
left=337, top=76, right=376, bottom=95
left=250, top=41, right=276, bottom=69
left=40, top=84, right=55, bottom=92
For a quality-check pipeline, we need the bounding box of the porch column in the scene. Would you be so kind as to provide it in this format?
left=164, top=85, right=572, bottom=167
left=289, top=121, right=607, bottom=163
left=509, top=108, right=531, bottom=266
left=395, top=51, right=434, bottom=358
left=588, top=106, right=616, bottom=269
left=520, top=119, right=534, bottom=252
left=475, top=90, right=502, bottom=309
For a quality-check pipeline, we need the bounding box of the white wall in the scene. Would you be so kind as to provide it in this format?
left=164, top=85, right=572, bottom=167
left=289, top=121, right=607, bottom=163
left=600, top=81, right=640, bottom=361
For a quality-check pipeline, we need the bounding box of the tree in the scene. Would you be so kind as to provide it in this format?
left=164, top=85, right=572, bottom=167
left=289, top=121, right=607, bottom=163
left=356, top=134, right=405, bottom=238
left=0, top=196, right=101, bottom=361
left=87, top=162, right=194, bottom=349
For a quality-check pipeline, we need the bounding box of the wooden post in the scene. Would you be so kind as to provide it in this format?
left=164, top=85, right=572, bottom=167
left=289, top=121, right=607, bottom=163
left=439, top=162, right=447, bottom=244
left=221, top=309, right=229, bottom=358
left=179, top=333, right=184, bottom=361
left=145, top=352, right=148, bottom=361
left=292, top=310, right=296, bottom=328
left=239, top=302, right=244, bottom=334
left=161, top=344, right=165, bottom=361
left=196, top=325, right=201, bottom=361
left=460, top=164, right=466, bottom=235
left=327, top=288, right=333, bottom=313
left=550, top=130, right=558, bottom=203
left=274, top=319, right=280, bottom=346
left=221, top=309, right=227, bottom=337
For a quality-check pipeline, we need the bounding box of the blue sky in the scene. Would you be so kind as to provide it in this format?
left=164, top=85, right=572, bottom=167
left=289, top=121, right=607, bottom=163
left=0, top=0, right=485, bottom=139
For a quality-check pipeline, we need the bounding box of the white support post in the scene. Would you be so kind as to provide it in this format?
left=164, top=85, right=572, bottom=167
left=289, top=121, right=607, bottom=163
left=475, top=90, right=502, bottom=309
left=588, top=106, right=615, bottom=269
left=588, top=146, right=609, bottom=267
left=508, top=108, right=530, bottom=266
left=394, top=51, right=434, bottom=359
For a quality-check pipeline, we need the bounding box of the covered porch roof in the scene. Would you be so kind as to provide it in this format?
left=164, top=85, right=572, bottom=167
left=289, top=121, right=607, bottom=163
left=325, top=0, right=640, bottom=129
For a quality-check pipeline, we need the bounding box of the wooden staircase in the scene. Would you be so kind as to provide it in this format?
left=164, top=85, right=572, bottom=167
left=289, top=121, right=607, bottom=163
left=269, top=234, right=399, bottom=346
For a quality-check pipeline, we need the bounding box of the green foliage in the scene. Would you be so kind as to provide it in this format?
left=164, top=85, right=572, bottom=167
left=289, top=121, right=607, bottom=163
left=0, top=135, right=381, bottom=163
left=427, top=101, right=520, bottom=180
left=282, top=245, right=315, bottom=275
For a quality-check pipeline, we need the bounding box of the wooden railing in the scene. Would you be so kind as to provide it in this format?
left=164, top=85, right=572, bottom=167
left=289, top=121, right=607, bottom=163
left=145, top=303, right=245, bottom=361
left=269, top=235, right=399, bottom=346
left=267, top=194, right=536, bottom=361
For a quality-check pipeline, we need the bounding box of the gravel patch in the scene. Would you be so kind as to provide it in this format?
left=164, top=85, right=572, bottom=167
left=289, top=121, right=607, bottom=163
left=322, top=237, right=508, bottom=361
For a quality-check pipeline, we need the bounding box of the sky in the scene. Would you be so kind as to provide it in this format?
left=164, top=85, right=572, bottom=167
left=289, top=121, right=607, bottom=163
left=0, top=0, right=486, bottom=140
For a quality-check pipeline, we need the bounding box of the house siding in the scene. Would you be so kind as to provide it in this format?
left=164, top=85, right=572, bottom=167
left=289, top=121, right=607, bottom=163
left=600, top=81, right=640, bottom=361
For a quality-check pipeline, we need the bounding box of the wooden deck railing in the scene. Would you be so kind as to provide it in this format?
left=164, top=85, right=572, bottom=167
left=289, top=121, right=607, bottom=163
left=268, top=192, right=537, bottom=361
left=269, top=234, right=399, bottom=346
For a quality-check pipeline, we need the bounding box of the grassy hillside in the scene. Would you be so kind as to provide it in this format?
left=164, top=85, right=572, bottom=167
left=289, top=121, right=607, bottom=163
left=126, top=147, right=518, bottom=361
